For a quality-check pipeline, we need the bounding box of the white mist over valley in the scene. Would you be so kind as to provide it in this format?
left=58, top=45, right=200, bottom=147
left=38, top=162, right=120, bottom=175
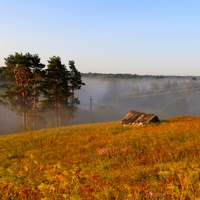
left=1, top=75, right=200, bottom=134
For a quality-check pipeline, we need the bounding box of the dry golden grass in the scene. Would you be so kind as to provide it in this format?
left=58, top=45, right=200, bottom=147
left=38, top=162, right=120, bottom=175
left=0, top=116, right=200, bottom=199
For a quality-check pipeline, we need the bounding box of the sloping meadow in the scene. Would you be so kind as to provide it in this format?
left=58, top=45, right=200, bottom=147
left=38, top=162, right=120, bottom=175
left=1, top=117, right=200, bottom=199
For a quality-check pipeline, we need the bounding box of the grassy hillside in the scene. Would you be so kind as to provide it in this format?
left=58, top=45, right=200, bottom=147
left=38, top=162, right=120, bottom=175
left=1, top=116, right=200, bottom=199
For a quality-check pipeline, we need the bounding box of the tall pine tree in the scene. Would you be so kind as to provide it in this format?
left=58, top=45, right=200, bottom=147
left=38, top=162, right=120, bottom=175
left=0, top=53, right=45, bottom=131
left=42, top=56, right=70, bottom=127
left=68, top=60, right=85, bottom=123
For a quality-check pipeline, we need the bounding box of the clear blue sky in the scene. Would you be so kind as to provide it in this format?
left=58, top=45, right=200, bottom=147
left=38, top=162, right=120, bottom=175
left=0, top=0, right=200, bottom=75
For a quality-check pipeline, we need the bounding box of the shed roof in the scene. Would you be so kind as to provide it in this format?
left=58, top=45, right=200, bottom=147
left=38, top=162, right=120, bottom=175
left=122, top=110, right=160, bottom=126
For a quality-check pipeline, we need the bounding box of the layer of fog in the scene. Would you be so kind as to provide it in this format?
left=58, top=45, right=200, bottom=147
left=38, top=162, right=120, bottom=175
left=74, top=76, right=200, bottom=124
left=1, top=76, right=200, bottom=134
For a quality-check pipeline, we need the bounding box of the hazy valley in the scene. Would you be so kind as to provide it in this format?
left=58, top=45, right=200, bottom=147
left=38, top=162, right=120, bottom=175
left=1, top=74, right=200, bottom=134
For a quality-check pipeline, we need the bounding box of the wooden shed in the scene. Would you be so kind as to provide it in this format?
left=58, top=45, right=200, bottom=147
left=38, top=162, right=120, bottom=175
left=122, top=110, right=160, bottom=126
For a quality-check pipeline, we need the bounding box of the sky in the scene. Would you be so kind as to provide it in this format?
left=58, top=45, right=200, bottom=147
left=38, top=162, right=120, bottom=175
left=0, top=0, right=200, bottom=76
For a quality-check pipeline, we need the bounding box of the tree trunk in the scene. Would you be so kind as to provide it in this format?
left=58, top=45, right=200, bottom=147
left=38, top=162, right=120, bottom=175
left=22, top=94, right=28, bottom=132
left=54, top=86, right=61, bottom=127
left=32, top=86, right=37, bottom=130
left=23, top=112, right=27, bottom=132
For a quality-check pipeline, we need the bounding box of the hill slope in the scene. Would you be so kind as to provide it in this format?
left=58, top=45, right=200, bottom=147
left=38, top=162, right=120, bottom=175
left=1, top=116, right=200, bottom=199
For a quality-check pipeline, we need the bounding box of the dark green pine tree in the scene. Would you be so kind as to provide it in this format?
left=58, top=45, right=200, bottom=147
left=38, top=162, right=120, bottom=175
left=26, top=53, right=45, bottom=129
left=68, top=60, right=85, bottom=124
left=43, top=56, right=70, bottom=127
left=0, top=53, right=45, bottom=132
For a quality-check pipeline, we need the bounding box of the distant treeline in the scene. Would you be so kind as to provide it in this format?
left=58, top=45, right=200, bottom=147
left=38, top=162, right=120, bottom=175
left=81, top=72, right=198, bottom=80
left=1, top=68, right=198, bottom=81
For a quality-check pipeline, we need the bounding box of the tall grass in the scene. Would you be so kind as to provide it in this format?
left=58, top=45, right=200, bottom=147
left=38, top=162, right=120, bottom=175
left=0, top=117, right=200, bottom=199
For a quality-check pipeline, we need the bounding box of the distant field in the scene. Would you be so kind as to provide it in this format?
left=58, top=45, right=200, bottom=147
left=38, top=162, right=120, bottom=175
left=0, top=116, right=200, bottom=199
